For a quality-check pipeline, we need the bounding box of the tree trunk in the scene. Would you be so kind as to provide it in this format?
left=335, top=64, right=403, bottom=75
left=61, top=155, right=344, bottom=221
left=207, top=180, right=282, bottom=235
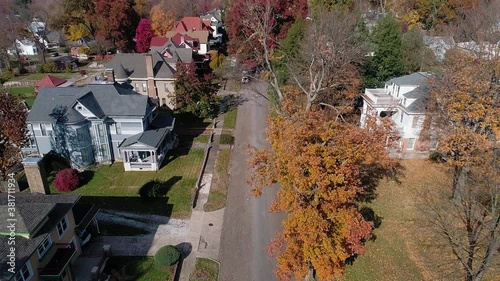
left=304, top=268, right=316, bottom=281
left=452, top=166, right=469, bottom=201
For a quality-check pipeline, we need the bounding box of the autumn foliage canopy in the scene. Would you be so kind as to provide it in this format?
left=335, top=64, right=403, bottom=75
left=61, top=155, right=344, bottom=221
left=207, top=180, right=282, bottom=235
left=249, top=100, right=400, bottom=280
left=135, top=18, right=154, bottom=53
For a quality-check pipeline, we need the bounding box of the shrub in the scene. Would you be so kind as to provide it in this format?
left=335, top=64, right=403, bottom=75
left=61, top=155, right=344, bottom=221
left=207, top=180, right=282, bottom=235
left=219, top=134, right=234, bottom=145
left=138, top=180, right=167, bottom=199
left=36, top=64, right=45, bottom=73
left=429, top=151, right=445, bottom=163
left=42, top=62, right=58, bottom=73
left=53, top=168, right=81, bottom=192
left=154, top=245, right=180, bottom=266
left=0, top=71, right=14, bottom=83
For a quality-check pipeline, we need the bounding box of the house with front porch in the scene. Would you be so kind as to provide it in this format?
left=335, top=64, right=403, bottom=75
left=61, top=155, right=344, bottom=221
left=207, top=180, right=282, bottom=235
left=22, top=83, right=178, bottom=171
left=360, top=72, right=436, bottom=158
left=0, top=193, right=99, bottom=281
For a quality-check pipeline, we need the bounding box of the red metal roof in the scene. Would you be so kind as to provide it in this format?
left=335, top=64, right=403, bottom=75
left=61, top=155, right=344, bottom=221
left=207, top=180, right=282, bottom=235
left=150, top=37, right=169, bottom=47
left=35, top=75, right=67, bottom=87
left=174, top=17, right=213, bottom=33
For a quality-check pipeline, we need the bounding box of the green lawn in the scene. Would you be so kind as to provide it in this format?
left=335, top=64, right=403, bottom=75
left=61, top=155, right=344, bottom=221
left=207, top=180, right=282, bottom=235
left=219, top=134, right=234, bottom=145
left=12, top=72, right=75, bottom=81
left=189, top=258, right=219, bottom=281
left=99, top=221, right=150, bottom=236
left=104, top=257, right=174, bottom=281
left=204, top=149, right=231, bottom=212
left=8, top=87, right=36, bottom=108
left=223, top=108, right=238, bottom=129
left=192, top=134, right=210, bottom=143
left=53, top=147, right=204, bottom=219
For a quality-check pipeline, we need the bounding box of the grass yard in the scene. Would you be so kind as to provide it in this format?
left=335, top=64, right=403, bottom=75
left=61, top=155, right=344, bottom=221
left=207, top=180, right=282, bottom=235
left=204, top=149, right=231, bottom=212
left=344, top=159, right=500, bottom=281
left=104, top=257, right=174, bottom=281
left=12, top=72, right=75, bottom=81
left=189, top=258, right=219, bottom=281
left=8, top=87, right=36, bottom=107
left=54, top=147, right=204, bottom=219
left=173, top=111, right=212, bottom=130
left=99, top=221, right=150, bottom=236
left=223, top=108, right=238, bottom=129
left=192, top=134, right=210, bottom=143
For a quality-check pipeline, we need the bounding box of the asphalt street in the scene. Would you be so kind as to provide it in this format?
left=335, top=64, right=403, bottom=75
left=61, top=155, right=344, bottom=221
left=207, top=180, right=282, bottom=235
left=219, top=81, right=284, bottom=281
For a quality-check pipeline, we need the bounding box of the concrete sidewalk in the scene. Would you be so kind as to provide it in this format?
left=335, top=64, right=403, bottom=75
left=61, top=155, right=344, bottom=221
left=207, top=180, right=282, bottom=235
left=178, top=117, right=227, bottom=280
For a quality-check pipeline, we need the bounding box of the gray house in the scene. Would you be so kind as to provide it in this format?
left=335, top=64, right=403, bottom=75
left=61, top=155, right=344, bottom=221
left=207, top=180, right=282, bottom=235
left=22, top=83, right=177, bottom=171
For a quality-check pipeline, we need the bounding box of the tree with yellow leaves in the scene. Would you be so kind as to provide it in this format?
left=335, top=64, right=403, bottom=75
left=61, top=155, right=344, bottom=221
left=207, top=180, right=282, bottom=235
left=150, top=4, right=175, bottom=37
left=424, top=49, right=500, bottom=200
left=66, top=23, right=91, bottom=41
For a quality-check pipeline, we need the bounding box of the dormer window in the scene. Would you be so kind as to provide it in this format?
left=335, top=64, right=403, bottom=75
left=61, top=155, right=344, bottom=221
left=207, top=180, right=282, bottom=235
left=77, top=106, right=82, bottom=110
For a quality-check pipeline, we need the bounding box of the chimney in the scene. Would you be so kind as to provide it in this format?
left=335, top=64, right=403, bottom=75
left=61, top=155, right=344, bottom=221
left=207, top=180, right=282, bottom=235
left=145, top=54, right=158, bottom=101
left=104, top=68, right=115, bottom=83
left=22, top=157, right=50, bottom=194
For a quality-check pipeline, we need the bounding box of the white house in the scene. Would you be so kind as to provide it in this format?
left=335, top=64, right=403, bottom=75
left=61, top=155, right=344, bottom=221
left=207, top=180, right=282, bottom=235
left=200, top=9, right=223, bottom=38
left=360, top=72, right=437, bottom=158
left=11, top=39, right=39, bottom=56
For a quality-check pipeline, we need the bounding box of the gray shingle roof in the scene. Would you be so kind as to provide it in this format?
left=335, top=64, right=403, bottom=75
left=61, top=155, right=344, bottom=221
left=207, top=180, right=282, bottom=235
left=386, top=72, right=431, bottom=86
left=107, top=52, right=176, bottom=80
left=403, top=84, right=428, bottom=99
left=0, top=203, right=54, bottom=235
left=28, top=84, right=151, bottom=123
left=75, top=92, right=105, bottom=118
left=0, top=193, right=81, bottom=280
left=119, top=127, right=170, bottom=149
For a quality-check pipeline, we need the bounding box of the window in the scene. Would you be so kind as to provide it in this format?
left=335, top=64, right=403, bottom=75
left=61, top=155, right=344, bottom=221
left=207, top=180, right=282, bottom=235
left=142, top=83, right=147, bottom=92
left=40, top=124, right=47, bottom=136
left=100, top=144, right=108, bottom=157
left=161, top=98, right=167, bottom=106
left=37, top=235, right=52, bottom=258
left=408, top=138, right=416, bottom=150
left=28, top=134, right=36, bottom=148
left=400, top=112, right=404, bottom=123
left=14, top=261, right=33, bottom=281
left=56, top=215, right=68, bottom=237
left=77, top=105, right=82, bottom=110
left=97, top=124, right=104, bottom=137
left=412, top=116, right=419, bottom=128
left=115, top=122, right=121, bottom=134
left=80, top=148, right=88, bottom=163
left=76, top=128, right=84, bottom=141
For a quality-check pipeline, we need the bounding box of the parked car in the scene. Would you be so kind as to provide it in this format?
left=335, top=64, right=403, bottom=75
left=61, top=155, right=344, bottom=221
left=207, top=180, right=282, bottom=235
left=241, top=71, right=250, bottom=84
left=50, top=52, right=59, bottom=57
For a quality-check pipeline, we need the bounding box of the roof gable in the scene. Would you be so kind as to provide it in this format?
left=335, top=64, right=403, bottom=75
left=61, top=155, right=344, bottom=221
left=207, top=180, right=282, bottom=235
left=36, top=75, right=67, bottom=87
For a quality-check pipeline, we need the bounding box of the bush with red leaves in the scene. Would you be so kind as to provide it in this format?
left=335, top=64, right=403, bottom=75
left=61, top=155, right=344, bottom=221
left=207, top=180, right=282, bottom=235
left=53, top=168, right=81, bottom=192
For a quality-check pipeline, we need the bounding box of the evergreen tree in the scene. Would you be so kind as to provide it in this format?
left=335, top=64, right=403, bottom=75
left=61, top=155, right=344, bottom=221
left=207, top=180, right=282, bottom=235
left=365, top=14, right=404, bottom=87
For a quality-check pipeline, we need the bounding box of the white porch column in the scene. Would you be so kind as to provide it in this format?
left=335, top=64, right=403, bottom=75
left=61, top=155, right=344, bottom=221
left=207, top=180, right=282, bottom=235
left=152, top=151, right=156, bottom=163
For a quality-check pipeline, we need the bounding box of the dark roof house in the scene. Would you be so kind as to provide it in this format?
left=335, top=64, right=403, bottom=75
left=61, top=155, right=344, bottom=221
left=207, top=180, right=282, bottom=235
left=0, top=193, right=99, bottom=281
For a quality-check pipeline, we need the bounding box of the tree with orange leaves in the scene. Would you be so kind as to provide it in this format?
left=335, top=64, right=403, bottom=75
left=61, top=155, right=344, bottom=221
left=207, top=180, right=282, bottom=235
left=249, top=94, right=400, bottom=281
left=150, top=4, right=175, bottom=37
left=424, top=48, right=500, bottom=200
